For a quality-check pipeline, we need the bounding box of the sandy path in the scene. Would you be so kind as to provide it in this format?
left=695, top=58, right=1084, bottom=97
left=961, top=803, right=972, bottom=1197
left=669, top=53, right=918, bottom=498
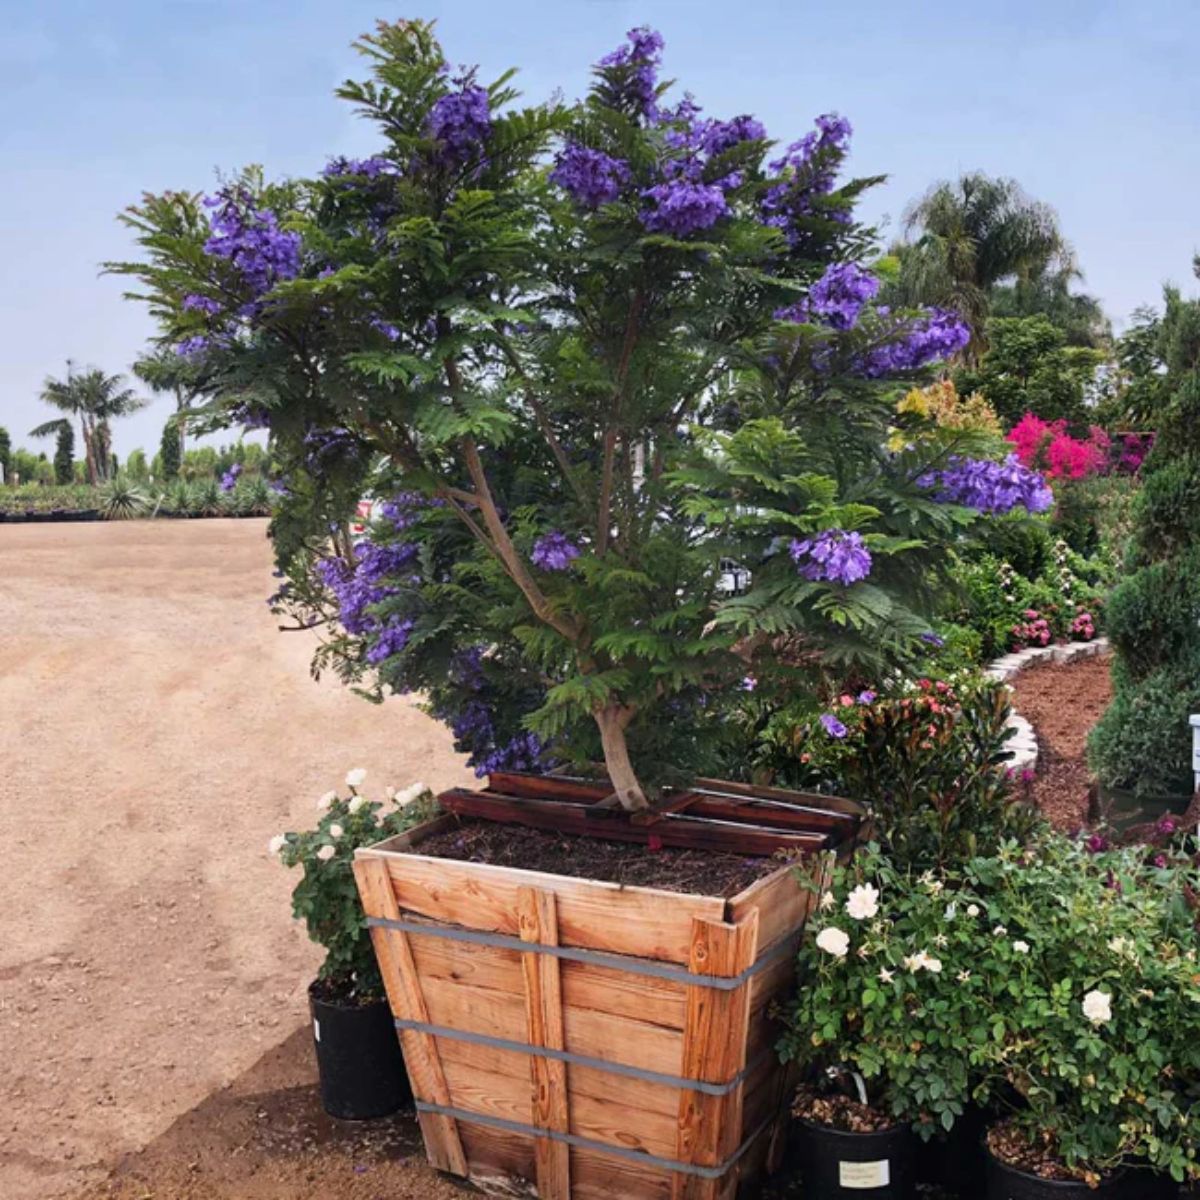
left=0, top=519, right=476, bottom=1200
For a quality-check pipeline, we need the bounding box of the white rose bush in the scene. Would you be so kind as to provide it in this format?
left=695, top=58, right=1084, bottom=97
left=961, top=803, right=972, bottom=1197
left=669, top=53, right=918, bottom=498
left=269, top=773, right=437, bottom=1000
left=783, top=838, right=1200, bottom=1182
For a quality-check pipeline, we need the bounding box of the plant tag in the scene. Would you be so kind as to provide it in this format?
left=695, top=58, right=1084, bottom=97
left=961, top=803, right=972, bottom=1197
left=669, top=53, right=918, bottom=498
left=838, top=1159, right=890, bottom=1189
left=313, top=1018, right=321, bottom=1043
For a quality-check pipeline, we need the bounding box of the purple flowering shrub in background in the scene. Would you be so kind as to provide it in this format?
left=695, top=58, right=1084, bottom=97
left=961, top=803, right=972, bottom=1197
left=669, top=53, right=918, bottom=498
left=114, top=19, right=1051, bottom=809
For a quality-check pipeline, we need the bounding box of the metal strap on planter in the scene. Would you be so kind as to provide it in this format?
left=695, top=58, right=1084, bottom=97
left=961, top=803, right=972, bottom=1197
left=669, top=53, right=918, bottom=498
left=413, top=1100, right=775, bottom=1180
left=366, top=914, right=801, bottom=990
left=394, top=1016, right=770, bottom=1096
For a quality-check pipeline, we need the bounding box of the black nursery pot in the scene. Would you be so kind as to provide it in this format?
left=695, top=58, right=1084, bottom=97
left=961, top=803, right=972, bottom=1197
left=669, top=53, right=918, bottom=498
left=986, top=1151, right=1126, bottom=1199
left=919, top=1103, right=987, bottom=1193
left=793, top=1117, right=916, bottom=1198
left=308, top=982, right=411, bottom=1120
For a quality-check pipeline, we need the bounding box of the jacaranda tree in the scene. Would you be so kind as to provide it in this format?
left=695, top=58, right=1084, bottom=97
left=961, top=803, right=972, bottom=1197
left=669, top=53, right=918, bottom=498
left=110, top=20, right=1049, bottom=810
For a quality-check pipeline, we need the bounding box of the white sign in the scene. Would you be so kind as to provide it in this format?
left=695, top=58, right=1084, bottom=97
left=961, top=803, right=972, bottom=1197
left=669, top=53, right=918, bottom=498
left=838, top=1158, right=890, bottom=1189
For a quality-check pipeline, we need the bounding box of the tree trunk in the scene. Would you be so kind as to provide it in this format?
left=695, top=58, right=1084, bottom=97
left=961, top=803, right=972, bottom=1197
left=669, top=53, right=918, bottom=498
left=81, top=419, right=98, bottom=485
left=175, top=388, right=186, bottom=458
left=593, top=704, right=648, bottom=811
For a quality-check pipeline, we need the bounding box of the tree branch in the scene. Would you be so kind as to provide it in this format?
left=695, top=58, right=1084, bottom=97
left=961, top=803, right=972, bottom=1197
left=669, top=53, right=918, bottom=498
left=597, top=289, right=644, bottom=555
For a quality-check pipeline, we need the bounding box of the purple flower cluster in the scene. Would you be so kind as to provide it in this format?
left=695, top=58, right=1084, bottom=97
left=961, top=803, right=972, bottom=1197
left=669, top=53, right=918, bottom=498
left=531, top=531, right=581, bottom=571
left=918, top=455, right=1053, bottom=515
left=175, top=335, right=210, bottom=358
left=219, top=462, right=242, bottom=493
left=789, top=529, right=873, bottom=585
left=701, top=114, right=766, bottom=157
left=597, top=26, right=664, bottom=118
left=315, top=539, right=419, bottom=637
left=379, top=491, right=430, bottom=532
left=427, top=85, right=492, bottom=166
left=475, top=731, right=549, bottom=777
left=641, top=180, right=729, bottom=237
left=856, top=308, right=971, bottom=376
left=183, top=293, right=222, bottom=316
left=370, top=317, right=401, bottom=342
left=819, top=713, right=848, bottom=739
left=303, top=426, right=360, bottom=472
left=321, top=156, right=396, bottom=179
left=808, top=262, right=880, bottom=330
left=365, top=617, right=415, bottom=665
left=202, top=189, right=301, bottom=299
left=761, top=113, right=852, bottom=245
left=550, top=143, right=631, bottom=208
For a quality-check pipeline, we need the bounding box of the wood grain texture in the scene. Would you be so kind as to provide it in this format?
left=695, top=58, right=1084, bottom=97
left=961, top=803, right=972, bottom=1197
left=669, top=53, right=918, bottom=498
left=351, top=857, right=467, bottom=1176
left=519, top=886, right=571, bottom=1200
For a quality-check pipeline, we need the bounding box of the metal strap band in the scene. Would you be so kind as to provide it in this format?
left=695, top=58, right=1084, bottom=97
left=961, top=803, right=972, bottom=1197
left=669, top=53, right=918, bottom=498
left=414, top=1100, right=774, bottom=1180
left=394, top=1016, right=770, bottom=1096
left=366, top=914, right=800, bottom=990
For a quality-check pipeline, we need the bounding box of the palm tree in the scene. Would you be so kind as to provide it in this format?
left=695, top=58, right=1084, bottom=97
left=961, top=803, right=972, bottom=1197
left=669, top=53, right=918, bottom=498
left=892, top=173, right=1069, bottom=362
left=36, top=362, right=145, bottom=483
left=132, top=346, right=210, bottom=461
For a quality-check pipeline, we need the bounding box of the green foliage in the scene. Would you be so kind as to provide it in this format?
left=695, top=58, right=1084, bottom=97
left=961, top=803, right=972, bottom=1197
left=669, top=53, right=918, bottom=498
left=98, top=474, right=151, bottom=520
left=755, top=676, right=1040, bottom=870
left=972, top=513, right=1051, bottom=578
left=159, top=419, right=181, bottom=480
left=784, top=837, right=1200, bottom=1179
left=955, top=315, right=1103, bottom=426
left=990, top=265, right=1110, bottom=348
left=124, top=448, right=149, bottom=481
left=273, top=778, right=438, bottom=998
left=0, top=426, right=10, bottom=483
left=53, top=423, right=74, bottom=484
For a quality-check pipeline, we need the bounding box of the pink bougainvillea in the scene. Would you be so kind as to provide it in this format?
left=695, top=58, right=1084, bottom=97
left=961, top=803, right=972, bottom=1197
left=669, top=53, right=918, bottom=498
left=1007, top=413, right=1110, bottom=481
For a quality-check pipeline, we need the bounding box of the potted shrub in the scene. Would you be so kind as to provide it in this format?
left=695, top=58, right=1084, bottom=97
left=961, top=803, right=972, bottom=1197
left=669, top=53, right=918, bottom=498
left=112, top=18, right=1057, bottom=1196
left=270, top=770, right=435, bottom=1119
left=966, top=837, right=1200, bottom=1197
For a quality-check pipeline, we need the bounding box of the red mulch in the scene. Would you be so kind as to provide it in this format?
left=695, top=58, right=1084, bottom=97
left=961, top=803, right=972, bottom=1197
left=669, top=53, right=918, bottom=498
left=1009, top=655, right=1113, bottom=831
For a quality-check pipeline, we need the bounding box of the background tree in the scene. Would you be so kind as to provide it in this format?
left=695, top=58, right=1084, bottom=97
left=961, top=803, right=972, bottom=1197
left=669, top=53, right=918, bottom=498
left=989, top=264, right=1110, bottom=348
left=955, top=315, right=1104, bottom=426
left=37, top=362, right=145, bottom=482
left=133, top=346, right=212, bottom=459
left=125, top=448, right=149, bottom=481
left=158, top=418, right=182, bottom=480
left=54, top=422, right=75, bottom=483
left=0, top=426, right=10, bottom=484
left=891, top=172, right=1071, bottom=361
left=1089, top=264, right=1200, bottom=797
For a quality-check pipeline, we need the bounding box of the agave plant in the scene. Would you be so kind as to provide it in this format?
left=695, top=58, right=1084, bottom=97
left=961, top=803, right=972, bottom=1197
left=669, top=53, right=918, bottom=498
left=99, top=474, right=150, bottom=520
left=162, top=478, right=192, bottom=515
left=193, top=478, right=223, bottom=517
left=241, top=476, right=273, bottom=517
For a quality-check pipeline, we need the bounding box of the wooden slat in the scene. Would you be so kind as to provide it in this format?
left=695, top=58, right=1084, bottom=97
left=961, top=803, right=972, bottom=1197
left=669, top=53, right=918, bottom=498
left=352, top=857, right=467, bottom=1175
left=519, top=887, right=570, bottom=1200
left=727, top=856, right=823, bottom=958
left=364, top=848, right=726, bottom=964
left=438, top=789, right=830, bottom=856
left=672, top=913, right=759, bottom=1200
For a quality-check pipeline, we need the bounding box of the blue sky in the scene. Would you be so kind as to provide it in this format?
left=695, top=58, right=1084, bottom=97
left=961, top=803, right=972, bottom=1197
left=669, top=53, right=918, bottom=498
left=1, top=0, right=1197, bottom=458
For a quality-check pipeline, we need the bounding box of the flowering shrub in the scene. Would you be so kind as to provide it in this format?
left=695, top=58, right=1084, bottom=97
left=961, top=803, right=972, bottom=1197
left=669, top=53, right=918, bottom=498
left=269, top=771, right=437, bottom=1000
left=784, top=837, right=1200, bottom=1181
left=113, top=20, right=1047, bottom=810
left=1008, top=412, right=1111, bottom=481
left=895, top=379, right=1004, bottom=440
left=754, top=676, right=1040, bottom=870
left=1010, top=608, right=1052, bottom=650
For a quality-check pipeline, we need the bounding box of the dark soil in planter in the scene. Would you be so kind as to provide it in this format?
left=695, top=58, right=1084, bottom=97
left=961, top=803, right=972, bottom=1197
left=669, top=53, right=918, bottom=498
left=1010, top=657, right=1112, bottom=831
left=985, top=1121, right=1121, bottom=1190
left=793, top=1086, right=898, bottom=1133
left=414, top=816, right=783, bottom=895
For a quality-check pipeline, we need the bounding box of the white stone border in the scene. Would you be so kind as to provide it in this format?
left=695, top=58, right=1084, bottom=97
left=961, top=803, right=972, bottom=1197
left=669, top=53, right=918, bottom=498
left=982, top=637, right=1111, bottom=772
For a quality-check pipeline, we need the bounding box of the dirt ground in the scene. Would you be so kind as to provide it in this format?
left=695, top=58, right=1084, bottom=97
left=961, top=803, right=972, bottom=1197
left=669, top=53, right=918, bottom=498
left=0, top=519, right=476, bottom=1200
left=1010, top=654, right=1113, bottom=831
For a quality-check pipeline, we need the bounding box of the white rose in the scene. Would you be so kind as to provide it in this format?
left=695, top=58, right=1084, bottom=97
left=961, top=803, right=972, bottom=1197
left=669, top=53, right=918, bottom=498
left=877, top=967, right=895, bottom=984
left=922, top=954, right=943, bottom=974
left=329, top=824, right=344, bottom=839
left=316, top=790, right=337, bottom=811
left=1082, top=989, right=1112, bottom=1026
left=1012, top=940, right=1030, bottom=954
left=267, top=834, right=287, bottom=856
left=815, top=927, right=850, bottom=959
left=345, top=768, right=367, bottom=789
left=845, top=883, right=880, bottom=921
left=394, top=782, right=428, bottom=808
left=316, top=844, right=336, bottom=862
left=818, top=891, right=835, bottom=912
left=993, top=925, right=1007, bottom=937
left=966, top=904, right=980, bottom=918
left=347, top=796, right=366, bottom=815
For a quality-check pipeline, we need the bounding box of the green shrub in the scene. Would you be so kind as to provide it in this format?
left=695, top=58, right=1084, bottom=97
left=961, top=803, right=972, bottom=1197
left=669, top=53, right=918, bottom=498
left=1102, top=548, right=1200, bottom=680
left=973, top=515, right=1052, bottom=579
left=99, top=475, right=151, bottom=520
left=1128, top=455, right=1200, bottom=565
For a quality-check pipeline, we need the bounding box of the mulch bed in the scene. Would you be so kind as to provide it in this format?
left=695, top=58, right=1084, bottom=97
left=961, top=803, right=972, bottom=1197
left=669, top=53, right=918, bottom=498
left=414, top=817, right=786, bottom=896
left=1010, top=655, right=1113, bottom=831
left=792, top=1085, right=898, bottom=1133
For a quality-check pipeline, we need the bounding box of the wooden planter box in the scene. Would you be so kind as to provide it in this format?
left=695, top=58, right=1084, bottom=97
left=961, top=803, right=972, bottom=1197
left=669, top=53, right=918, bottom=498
left=353, top=776, right=862, bottom=1199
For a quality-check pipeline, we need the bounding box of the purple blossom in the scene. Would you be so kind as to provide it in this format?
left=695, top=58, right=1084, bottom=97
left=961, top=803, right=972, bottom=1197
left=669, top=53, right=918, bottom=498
left=303, top=426, right=361, bottom=472
left=856, top=309, right=970, bottom=376
left=701, top=115, right=766, bottom=157
left=219, top=462, right=242, bottom=493
left=597, top=26, right=664, bottom=118
left=322, top=156, right=396, bottom=179
left=807, top=262, right=880, bottom=330
left=202, top=189, right=301, bottom=299
left=819, top=713, right=848, bottom=739
left=919, top=631, right=946, bottom=648
left=370, top=317, right=401, bottom=341
left=315, top=540, right=419, bottom=637
left=427, top=85, right=492, bottom=167
left=475, top=731, right=551, bottom=777
left=174, top=335, right=210, bottom=358
left=379, top=491, right=428, bottom=532
left=365, top=617, right=415, bottom=665
left=531, top=531, right=581, bottom=571
left=1084, top=833, right=1110, bottom=854
left=789, top=529, right=872, bottom=585
left=641, top=180, right=729, bottom=237
left=760, top=113, right=852, bottom=245
left=550, top=143, right=631, bottom=208
left=182, top=293, right=222, bottom=316
left=857, top=690, right=876, bottom=705
left=918, top=455, right=1053, bottom=515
